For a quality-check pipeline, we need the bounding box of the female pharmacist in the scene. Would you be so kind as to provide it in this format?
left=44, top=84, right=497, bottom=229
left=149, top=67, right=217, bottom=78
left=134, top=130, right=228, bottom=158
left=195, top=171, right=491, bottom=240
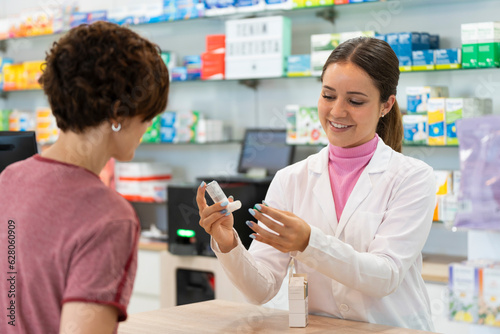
left=0, top=22, right=169, bottom=333
left=197, top=37, right=435, bottom=331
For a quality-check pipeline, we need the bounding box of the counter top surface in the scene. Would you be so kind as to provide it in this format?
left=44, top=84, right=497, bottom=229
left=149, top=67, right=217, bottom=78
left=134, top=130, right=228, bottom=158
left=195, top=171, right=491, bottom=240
left=138, top=239, right=167, bottom=252
left=118, top=299, right=435, bottom=333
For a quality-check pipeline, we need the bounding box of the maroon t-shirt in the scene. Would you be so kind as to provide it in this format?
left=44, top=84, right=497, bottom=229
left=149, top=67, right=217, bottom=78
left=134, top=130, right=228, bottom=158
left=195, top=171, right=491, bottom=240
left=0, top=155, right=140, bottom=333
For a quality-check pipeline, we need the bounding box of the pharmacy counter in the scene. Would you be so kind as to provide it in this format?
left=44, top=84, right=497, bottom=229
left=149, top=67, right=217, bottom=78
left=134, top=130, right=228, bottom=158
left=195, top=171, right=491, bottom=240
left=119, top=300, right=435, bottom=333
left=138, top=239, right=167, bottom=252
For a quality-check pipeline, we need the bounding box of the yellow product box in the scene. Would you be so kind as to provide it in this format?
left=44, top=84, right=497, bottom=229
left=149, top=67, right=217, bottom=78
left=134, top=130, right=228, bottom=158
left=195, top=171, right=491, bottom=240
left=2, top=64, right=23, bottom=90
left=36, top=107, right=52, bottom=119
left=435, top=170, right=453, bottom=195
left=479, top=267, right=500, bottom=327
left=427, top=98, right=446, bottom=145
left=24, top=61, right=44, bottom=89
left=292, top=0, right=306, bottom=8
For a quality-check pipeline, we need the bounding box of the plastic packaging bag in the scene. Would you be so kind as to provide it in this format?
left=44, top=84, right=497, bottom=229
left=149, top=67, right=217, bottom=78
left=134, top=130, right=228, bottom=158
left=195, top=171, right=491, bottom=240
left=454, top=115, right=500, bottom=230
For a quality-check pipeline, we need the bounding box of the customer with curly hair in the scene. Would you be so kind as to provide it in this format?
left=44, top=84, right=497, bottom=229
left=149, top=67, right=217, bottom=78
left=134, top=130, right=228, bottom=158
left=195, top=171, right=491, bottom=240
left=0, top=21, right=169, bottom=333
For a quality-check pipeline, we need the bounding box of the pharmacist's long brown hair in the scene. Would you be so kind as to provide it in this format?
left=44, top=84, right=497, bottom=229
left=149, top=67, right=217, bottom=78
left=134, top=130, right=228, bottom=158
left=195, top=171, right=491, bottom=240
left=321, top=37, right=403, bottom=153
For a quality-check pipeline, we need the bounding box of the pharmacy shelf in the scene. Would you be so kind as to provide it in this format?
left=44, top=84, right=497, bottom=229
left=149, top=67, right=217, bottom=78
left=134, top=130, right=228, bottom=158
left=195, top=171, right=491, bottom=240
left=2, top=66, right=499, bottom=96
left=403, top=144, right=458, bottom=148
left=139, top=140, right=241, bottom=146
left=293, top=143, right=459, bottom=148
left=0, top=1, right=386, bottom=43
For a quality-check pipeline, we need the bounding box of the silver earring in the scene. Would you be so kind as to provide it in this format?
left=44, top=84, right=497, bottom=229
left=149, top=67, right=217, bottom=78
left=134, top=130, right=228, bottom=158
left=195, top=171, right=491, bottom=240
left=111, top=123, right=121, bottom=132
left=381, top=114, right=385, bottom=118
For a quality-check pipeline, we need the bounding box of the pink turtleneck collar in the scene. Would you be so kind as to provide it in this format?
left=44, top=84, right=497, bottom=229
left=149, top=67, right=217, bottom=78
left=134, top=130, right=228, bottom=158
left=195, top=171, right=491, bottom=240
left=328, top=134, right=379, bottom=222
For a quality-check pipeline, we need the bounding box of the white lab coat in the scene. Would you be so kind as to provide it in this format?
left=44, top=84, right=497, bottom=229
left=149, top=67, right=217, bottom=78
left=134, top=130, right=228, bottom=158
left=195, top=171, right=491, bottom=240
left=212, top=138, right=436, bottom=331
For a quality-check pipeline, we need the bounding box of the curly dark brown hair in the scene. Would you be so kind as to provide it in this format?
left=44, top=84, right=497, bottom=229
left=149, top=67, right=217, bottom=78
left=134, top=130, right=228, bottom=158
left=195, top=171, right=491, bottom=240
left=39, top=21, right=169, bottom=133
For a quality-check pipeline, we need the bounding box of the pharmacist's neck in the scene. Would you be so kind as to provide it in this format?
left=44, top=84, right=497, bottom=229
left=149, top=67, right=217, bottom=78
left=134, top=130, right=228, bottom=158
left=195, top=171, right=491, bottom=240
left=41, top=126, right=111, bottom=176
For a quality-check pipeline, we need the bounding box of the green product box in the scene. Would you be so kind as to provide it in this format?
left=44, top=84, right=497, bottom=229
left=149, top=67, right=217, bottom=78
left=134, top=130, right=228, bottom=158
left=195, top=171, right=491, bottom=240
left=0, top=109, right=12, bottom=130
left=445, top=98, right=463, bottom=146
left=189, top=111, right=200, bottom=143
left=478, top=42, right=500, bottom=68
left=462, top=44, right=478, bottom=68
left=142, top=115, right=161, bottom=143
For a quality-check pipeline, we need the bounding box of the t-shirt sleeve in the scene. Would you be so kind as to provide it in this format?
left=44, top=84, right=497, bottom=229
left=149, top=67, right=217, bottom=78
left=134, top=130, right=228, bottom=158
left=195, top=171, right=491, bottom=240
left=62, top=219, right=140, bottom=321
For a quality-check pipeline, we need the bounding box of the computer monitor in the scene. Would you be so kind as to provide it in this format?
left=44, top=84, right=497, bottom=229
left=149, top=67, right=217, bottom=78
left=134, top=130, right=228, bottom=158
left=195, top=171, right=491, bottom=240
left=237, top=128, right=294, bottom=176
left=0, top=131, right=38, bottom=173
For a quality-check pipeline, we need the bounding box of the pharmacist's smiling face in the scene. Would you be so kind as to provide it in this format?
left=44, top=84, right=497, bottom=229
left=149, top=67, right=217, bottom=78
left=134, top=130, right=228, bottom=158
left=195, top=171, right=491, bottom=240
left=318, top=62, right=382, bottom=148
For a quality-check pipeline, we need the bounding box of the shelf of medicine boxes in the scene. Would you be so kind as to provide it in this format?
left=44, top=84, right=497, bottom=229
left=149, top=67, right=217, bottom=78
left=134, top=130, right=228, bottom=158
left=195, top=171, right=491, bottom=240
left=139, top=140, right=242, bottom=146
left=0, top=1, right=387, bottom=44
left=38, top=140, right=242, bottom=148
left=293, top=142, right=458, bottom=148
left=2, top=65, right=499, bottom=97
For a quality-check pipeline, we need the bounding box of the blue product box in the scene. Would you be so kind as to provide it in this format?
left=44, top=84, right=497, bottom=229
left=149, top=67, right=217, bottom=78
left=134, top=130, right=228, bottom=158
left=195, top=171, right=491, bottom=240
left=412, top=50, right=435, bottom=70
left=70, top=12, right=90, bottom=28
left=204, top=0, right=218, bottom=9
left=175, top=0, right=204, bottom=20
left=287, top=54, right=311, bottom=77
left=216, top=0, right=236, bottom=9
left=420, top=32, right=430, bottom=50
left=160, top=126, right=176, bottom=142
left=386, top=33, right=399, bottom=55
left=143, top=3, right=166, bottom=23
left=435, top=48, right=462, bottom=70
left=236, top=0, right=256, bottom=7
left=398, top=32, right=420, bottom=70
left=187, top=68, right=201, bottom=80
left=161, top=111, right=177, bottom=127
left=403, top=115, right=427, bottom=145
left=385, top=33, right=399, bottom=58
left=107, top=7, right=134, bottom=25
left=429, top=34, right=440, bottom=49
left=183, top=55, right=202, bottom=79
left=88, top=10, right=107, bottom=24
left=172, top=67, right=188, bottom=81
left=183, top=55, right=202, bottom=67
left=0, top=57, right=14, bottom=91
left=163, top=0, right=176, bottom=20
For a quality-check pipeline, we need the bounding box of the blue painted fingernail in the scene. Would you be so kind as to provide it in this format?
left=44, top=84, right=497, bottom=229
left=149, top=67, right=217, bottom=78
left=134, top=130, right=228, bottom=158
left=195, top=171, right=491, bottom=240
left=228, top=195, right=234, bottom=200
left=246, top=221, right=253, bottom=227
left=254, top=204, right=262, bottom=212
left=225, top=211, right=230, bottom=216
left=248, top=208, right=256, bottom=216
left=221, top=209, right=228, bottom=214
left=200, top=181, right=205, bottom=188
left=263, top=201, right=269, bottom=207
left=249, top=234, right=256, bottom=239
left=221, top=200, right=228, bottom=207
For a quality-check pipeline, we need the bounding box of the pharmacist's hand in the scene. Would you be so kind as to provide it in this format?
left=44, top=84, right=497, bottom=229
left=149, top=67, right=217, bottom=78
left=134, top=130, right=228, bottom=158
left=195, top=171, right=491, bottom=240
left=247, top=203, right=311, bottom=253
left=197, top=182, right=237, bottom=253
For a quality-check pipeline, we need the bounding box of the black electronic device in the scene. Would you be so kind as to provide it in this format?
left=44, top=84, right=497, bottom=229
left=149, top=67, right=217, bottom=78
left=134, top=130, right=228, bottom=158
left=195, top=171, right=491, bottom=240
left=237, top=128, right=294, bottom=177
left=167, top=183, right=258, bottom=256
left=0, top=131, right=38, bottom=173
